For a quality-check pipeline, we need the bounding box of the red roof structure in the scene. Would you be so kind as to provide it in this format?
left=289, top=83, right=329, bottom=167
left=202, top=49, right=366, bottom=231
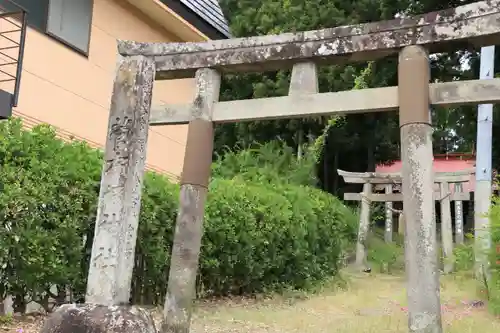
left=376, top=153, right=476, bottom=193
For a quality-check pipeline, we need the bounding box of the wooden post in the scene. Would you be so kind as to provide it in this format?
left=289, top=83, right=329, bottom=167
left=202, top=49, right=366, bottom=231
left=440, top=181, right=454, bottom=273
left=385, top=184, right=393, bottom=242
left=85, top=55, right=155, bottom=306
left=356, top=183, right=372, bottom=270
left=399, top=45, right=443, bottom=333
left=454, top=182, right=465, bottom=244
left=162, top=68, right=221, bottom=333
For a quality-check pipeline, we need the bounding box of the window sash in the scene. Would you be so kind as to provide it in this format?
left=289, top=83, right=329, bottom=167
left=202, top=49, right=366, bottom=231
left=46, top=0, right=93, bottom=54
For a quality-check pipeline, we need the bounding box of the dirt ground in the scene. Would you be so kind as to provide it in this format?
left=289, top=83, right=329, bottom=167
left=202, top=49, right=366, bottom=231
left=2, top=273, right=499, bottom=333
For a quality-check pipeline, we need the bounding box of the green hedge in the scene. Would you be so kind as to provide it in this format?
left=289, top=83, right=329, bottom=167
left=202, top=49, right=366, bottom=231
left=0, top=118, right=357, bottom=310
left=0, top=120, right=102, bottom=311
left=489, top=197, right=500, bottom=315
left=201, top=179, right=357, bottom=295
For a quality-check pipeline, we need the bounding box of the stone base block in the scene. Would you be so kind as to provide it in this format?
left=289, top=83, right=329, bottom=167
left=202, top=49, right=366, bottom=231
left=40, top=304, right=157, bottom=333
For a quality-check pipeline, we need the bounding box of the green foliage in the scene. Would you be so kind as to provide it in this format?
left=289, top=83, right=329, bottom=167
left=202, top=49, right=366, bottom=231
left=216, top=0, right=497, bottom=197
left=489, top=196, right=500, bottom=315
left=216, top=0, right=405, bottom=180
left=455, top=194, right=500, bottom=315
left=449, top=198, right=500, bottom=315
left=310, top=61, right=376, bottom=163
left=200, top=179, right=358, bottom=295
left=203, top=139, right=358, bottom=295
left=452, top=235, right=475, bottom=273
left=367, top=229, right=404, bottom=274
left=0, top=313, right=12, bottom=324
left=212, top=140, right=317, bottom=186
left=0, top=118, right=101, bottom=310
left=131, top=172, right=179, bottom=305
left=0, top=119, right=358, bottom=310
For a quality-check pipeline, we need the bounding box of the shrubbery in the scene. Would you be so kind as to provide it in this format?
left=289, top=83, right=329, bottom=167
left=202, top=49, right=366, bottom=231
left=0, top=119, right=102, bottom=312
left=451, top=196, right=500, bottom=315
left=488, top=196, right=500, bottom=314
left=201, top=179, right=357, bottom=295
left=367, top=229, right=404, bottom=274
left=0, top=119, right=357, bottom=311
left=212, top=140, right=318, bottom=186
left=452, top=235, right=475, bottom=273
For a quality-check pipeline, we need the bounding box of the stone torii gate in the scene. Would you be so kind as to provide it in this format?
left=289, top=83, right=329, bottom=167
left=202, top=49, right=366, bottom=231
left=40, top=2, right=500, bottom=333
left=338, top=169, right=472, bottom=274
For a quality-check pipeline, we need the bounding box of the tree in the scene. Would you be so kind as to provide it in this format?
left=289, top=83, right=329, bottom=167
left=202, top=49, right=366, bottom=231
left=217, top=0, right=497, bottom=193
left=217, top=0, right=406, bottom=187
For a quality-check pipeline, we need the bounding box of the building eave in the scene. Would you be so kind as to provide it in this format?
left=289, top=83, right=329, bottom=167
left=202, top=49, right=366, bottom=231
left=162, top=0, right=231, bottom=39
left=124, top=0, right=214, bottom=42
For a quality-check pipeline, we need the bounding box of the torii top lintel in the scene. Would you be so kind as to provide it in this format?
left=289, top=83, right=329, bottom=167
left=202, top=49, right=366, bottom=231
left=117, top=0, right=500, bottom=79
left=337, top=169, right=475, bottom=184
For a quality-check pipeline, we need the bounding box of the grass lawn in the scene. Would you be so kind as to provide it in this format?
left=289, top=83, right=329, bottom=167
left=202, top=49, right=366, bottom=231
left=2, top=271, right=499, bottom=333
left=188, top=272, right=499, bottom=333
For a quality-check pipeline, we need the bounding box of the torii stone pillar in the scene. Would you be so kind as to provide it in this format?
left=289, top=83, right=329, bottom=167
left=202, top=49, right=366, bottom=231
left=86, top=55, right=156, bottom=305
left=440, top=181, right=454, bottom=273
left=454, top=182, right=465, bottom=244
left=399, top=45, right=442, bottom=333
left=162, top=68, right=221, bottom=333
left=356, top=182, right=372, bottom=270
left=41, top=55, right=158, bottom=333
left=385, top=184, right=393, bottom=242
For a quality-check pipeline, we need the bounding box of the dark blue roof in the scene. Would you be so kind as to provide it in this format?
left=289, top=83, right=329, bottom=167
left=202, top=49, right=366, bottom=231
left=180, top=0, right=231, bottom=37
left=161, top=0, right=231, bottom=39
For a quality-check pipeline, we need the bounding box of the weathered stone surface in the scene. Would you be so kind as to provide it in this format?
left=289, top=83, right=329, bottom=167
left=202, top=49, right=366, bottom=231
left=440, top=181, right=454, bottom=274
left=116, top=1, right=500, bottom=78
left=289, top=62, right=318, bottom=95
left=399, top=45, right=442, bottom=333
left=40, top=304, right=156, bottom=333
left=355, top=183, right=372, bottom=271
left=454, top=183, right=465, bottom=244
left=384, top=185, right=393, bottom=243
left=400, top=124, right=442, bottom=333
left=337, top=168, right=472, bottom=184
left=149, top=77, right=500, bottom=125
left=162, top=69, right=221, bottom=333
left=86, top=55, right=155, bottom=306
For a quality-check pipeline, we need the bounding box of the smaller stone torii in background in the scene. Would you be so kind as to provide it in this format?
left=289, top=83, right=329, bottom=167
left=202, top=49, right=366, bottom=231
left=339, top=169, right=473, bottom=274
left=38, top=2, right=500, bottom=333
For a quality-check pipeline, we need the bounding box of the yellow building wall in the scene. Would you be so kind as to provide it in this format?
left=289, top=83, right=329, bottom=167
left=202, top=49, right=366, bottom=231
left=0, top=0, right=198, bottom=179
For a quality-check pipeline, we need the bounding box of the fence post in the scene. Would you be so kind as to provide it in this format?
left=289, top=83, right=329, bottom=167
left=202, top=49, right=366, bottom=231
left=85, top=55, right=155, bottom=305
left=399, top=45, right=443, bottom=333
left=162, top=68, right=221, bottom=333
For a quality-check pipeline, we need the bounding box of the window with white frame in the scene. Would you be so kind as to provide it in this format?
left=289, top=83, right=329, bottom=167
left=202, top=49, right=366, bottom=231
left=0, top=0, right=94, bottom=55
